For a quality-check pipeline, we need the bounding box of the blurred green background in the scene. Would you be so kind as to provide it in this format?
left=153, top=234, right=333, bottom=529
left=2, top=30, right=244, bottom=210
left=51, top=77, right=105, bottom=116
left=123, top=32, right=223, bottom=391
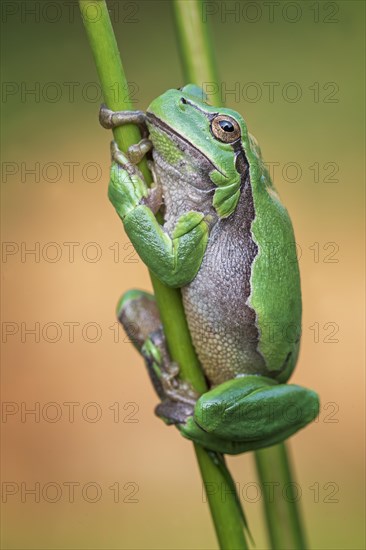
left=1, top=1, right=365, bottom=548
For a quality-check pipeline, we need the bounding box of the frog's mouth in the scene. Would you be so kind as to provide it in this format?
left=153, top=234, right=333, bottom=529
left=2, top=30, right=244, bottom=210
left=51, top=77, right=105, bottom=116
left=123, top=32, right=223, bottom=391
left=146, top=112, right=227, bottom=179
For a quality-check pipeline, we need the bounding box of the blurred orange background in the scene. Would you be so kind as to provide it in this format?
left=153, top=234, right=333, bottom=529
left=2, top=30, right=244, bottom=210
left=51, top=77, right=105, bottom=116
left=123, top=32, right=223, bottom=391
left=1, top=1, right=365, bottom=548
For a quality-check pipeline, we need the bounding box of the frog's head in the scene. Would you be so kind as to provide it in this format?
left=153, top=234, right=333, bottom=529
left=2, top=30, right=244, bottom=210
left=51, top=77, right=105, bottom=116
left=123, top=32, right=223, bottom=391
left=146, top=85, right=259, bottom=218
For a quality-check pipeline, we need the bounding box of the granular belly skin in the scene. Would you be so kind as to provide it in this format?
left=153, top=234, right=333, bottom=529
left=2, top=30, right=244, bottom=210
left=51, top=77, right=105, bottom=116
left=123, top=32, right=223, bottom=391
left=182, top=207, right=267, bottom=386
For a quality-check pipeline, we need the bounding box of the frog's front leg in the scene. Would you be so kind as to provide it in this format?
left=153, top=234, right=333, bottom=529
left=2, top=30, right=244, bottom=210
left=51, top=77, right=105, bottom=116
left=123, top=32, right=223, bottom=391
left=178, top=376, right=320, bottom=455
left=103, top=137, right=209, bottom=288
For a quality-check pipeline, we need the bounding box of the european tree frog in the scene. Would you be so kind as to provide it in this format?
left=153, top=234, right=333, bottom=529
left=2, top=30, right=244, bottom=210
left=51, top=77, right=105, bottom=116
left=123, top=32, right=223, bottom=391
left=100, top=85, right=319, bottom=455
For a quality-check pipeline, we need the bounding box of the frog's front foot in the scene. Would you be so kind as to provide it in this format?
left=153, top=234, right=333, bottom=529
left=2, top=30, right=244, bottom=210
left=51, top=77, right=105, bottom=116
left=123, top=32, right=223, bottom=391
left=99, top=104, right=148, bottom=136
left=100, top=105, right=152, bottom=165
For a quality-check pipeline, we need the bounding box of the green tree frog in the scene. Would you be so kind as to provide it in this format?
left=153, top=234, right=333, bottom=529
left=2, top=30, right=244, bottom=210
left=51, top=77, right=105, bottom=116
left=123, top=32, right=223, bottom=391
left=100, top=84, right=319, bottom=455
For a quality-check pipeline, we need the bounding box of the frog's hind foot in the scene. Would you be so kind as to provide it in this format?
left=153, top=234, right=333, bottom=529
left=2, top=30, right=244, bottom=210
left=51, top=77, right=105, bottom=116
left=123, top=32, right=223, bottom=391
left=155, top=399, right=195, bottom=426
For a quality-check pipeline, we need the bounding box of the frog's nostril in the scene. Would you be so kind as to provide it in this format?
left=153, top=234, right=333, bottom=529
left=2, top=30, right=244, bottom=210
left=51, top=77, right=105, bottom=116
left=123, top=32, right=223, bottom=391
left=181, top=97, right=188, bottom=105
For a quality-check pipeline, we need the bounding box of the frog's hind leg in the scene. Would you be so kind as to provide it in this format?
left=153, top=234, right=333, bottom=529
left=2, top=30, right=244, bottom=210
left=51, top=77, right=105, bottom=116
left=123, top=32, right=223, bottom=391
left=118, top=289, right=161, bottom=351
left=179, top=375, right=320, bottom=455
left=118, top=290, right=197, bottom=419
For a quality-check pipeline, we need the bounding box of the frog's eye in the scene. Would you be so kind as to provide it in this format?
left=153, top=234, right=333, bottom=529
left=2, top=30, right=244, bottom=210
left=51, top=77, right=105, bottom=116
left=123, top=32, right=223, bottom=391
left=211, top=115, right=241, bottom=143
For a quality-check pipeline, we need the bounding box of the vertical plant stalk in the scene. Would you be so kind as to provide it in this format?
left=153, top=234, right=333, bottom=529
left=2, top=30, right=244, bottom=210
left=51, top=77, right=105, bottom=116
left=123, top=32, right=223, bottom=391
left=79, top=1, right=248, bottom=549
left=172, top=1, right=308, bottom=548
left=255, top=444, right=307, bottom=549
left=173, top=0, right=220, bottom=104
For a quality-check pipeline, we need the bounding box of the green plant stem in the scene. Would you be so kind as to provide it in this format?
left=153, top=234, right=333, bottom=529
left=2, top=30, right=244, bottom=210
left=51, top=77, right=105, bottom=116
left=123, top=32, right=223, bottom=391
left=79, top=1, right=247, bottom=549
left=78, top=0, right=204, bottom=390
left=172, top=0, right=220, bottom=105
left=195, top=445, right=249, bottom=550
left=78, top=0, right=148, bottom=178
left=173, top=1, right=308, bottom=549
left=150, top=276, right=206, bottom=392
left=255, top=444, right=307, bottom=549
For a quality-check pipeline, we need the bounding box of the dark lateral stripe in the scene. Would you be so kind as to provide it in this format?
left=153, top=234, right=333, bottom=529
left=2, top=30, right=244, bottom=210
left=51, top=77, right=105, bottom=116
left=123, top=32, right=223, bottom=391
left=232, top=139, right=265, bottom=366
